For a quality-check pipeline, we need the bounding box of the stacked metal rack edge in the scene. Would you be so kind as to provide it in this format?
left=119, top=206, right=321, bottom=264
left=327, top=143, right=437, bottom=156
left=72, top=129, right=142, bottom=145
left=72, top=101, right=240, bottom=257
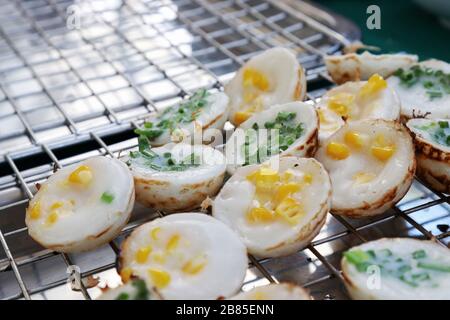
left=0, top=0, right=448, bottom=300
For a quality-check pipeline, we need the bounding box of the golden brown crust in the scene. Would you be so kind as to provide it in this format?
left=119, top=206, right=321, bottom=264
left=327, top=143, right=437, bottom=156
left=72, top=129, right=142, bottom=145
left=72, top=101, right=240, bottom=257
left=134, top=173, right=224, bottom=213
left=327, top=55, right=361, bottom=84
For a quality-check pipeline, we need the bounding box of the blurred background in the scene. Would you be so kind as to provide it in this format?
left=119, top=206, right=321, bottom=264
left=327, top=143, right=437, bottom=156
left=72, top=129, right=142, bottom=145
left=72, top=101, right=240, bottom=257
left=314, top=0, right=449, bottom=60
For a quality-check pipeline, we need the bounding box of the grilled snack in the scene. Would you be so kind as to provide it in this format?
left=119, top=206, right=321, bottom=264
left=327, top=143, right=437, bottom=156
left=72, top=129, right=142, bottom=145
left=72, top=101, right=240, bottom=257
left=325, top=51, right=418, bottom=84
left=406, top=118, right=450, bottom=194
left=213, top=157, right=331, bottom=258
left=315, top=120, right=415, bottom=218
left=97, top=279, right=162, bottom=300
left=316, top=74, right=400, bottom=142
left=342, top=238, right=450, bottom=300
left=125, top=142, right=226, bottom=213
left=230, top=283, right=311, bottom=300
left=26, top=156, right=134, bottom=252
left=119, top=213, right=248, bottom=300
left=387, top=59, right=450, bottom=121
left=225, top=47, right=306, bottom=126
left=134, top=89, right=229, bottom=146
left=225, top=101, right=319, bottom=174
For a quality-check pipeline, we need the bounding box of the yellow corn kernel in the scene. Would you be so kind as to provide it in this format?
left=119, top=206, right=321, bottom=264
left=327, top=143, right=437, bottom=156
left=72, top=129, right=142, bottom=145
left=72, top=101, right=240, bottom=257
left=275, top=197, right=304, bottom=225
left=234, top=111, right=253, bottom=126
left=29, top=201, right=41, bottom=220
left=243, top=68, right=270, bottom=91
left=68, top=165, right=92, bottom=185
left=274, top=182, right=302, bottom=204
left=246, top=207, right=275, bottom=224
left=282, top=171, right=293, bottom=183
left=371, top=145, right=395, bottom=161
left=50, top=201, right=64, bottom=210
left=166, top=234, right=180, bottom=253
left=303, top=173, right=313, bottom=184
left=374, top=133, right=387, bottom=146
left=358, top=74, right=387, bottom=100
left=151, top=227, right=161, bottom=241
left=148, top=268, right=171, bottom=289
left=328, top=101, right=348, bottom=117
left=371, top=134, right=395, bottom=161
left=317, top=109, right=328, bottom=124
left=328, top=92, right=354, bottom=117
left=353, top=172, right=376, bottom=184
left=344, top=131, right=364, bottom=149
left=326, top=142, right=350, bottom=160
left=248, top=167, right=280, bottom=191
left=120, top=267, right=133, bottom=283
left=135, top=246, right=152, bottom=264
left=46, top=212, right=58, bottom=225
left=243, top=91, right=258, bottom=103
left=182, top=256, right=207, bottom=275
left=152, top=252, right=167, bottom=264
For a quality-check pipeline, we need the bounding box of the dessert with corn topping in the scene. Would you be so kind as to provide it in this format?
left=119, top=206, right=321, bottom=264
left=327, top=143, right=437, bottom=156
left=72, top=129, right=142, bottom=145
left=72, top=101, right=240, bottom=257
left=316, top=119, right=415, bottom=218
left=316, top=74, right=400, bottom=142
left=213, top=157, right=331, bottom=258
left=388, top=60, right=450, bottom=121
left=26, top=156, right=134, bottom=252
left=225, top=47, right=306, bottom=126
left=119, top=213, right=247, bottom=300
left=97, top=278, right=162, bottom=300
left=230, top=283, right=311, bottom=300
left=134, top=89, right=229, bottom=146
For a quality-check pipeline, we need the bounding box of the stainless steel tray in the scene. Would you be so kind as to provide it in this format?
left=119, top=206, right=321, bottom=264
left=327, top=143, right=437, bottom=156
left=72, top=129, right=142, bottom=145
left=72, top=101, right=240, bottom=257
left=0, top=0, right=448, bottom=300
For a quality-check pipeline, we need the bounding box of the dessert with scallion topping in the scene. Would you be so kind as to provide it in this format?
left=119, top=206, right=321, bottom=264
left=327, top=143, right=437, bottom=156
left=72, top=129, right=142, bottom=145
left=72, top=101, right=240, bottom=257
left=387, top=59, right=450, bottom=120
left=406, top=118, right=450, bottom=194
left=342, top=238, right=450, bottom=300
left=225, top=101, right=318, bottom=174
left=134, top=89, right=229, bottom=146
left=124, top=134, right=226, bottom=213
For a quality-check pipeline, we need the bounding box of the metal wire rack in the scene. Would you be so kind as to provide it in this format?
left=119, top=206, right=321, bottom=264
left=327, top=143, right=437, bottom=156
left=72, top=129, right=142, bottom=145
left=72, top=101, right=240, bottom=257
left=0, top=0, right=448, bottom=300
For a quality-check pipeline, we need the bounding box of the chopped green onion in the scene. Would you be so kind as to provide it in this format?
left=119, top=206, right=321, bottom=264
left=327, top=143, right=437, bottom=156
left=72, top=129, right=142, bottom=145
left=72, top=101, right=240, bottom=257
left=411, top=272, right=430, bottom=281
left=438, top=121, right=449, bottom=128
left=116, top=292, right=130, bottom=300
left=399, top=275, right=418, bottom=287
left=417, top=262, right=450, bottom=273
left=344, top=249, right=371, bottom=265
left=378, top=248, right=393, bottom=258
left=101, top=192, right=115, bottom=204
left=132, top=279, right=150, bottom=300
left=398, top=265, right=412, bottom=274
left=412, top=249, right=426, bottom=259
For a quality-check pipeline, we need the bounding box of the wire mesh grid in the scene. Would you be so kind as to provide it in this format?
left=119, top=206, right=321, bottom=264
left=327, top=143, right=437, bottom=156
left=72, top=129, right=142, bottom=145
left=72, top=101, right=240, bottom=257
left=0, top=0, right=448, bottom=300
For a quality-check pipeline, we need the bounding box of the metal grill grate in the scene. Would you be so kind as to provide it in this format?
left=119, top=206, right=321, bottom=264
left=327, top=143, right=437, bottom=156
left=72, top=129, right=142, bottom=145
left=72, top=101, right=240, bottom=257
left=0, top=0, right=448, bottom=300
